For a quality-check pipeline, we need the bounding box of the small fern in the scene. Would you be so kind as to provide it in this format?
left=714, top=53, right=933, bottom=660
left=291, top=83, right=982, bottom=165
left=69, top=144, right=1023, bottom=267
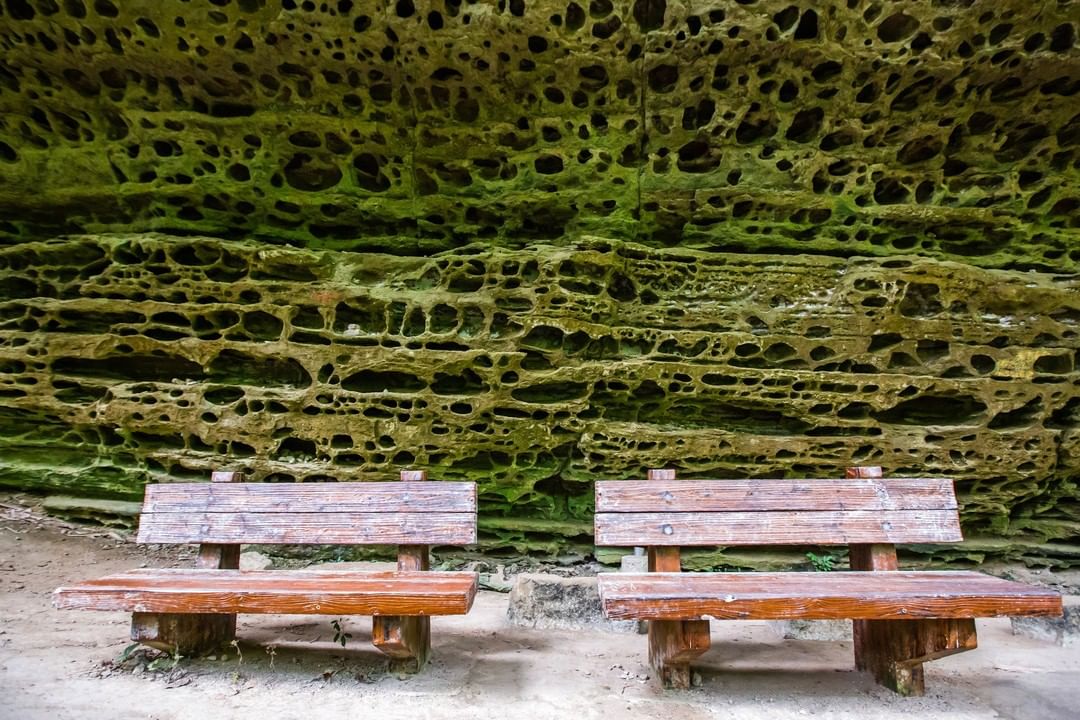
left=806, top=551, right=838, bottom=572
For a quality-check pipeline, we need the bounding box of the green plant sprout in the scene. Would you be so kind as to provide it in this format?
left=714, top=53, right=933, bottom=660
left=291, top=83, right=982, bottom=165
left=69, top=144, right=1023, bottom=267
left=806, top=551, right=838, bottom=572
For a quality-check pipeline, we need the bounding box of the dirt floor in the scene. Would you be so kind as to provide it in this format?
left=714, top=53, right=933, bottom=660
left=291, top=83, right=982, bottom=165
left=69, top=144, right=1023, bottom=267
left=2, top=498, right=1079, bottom=720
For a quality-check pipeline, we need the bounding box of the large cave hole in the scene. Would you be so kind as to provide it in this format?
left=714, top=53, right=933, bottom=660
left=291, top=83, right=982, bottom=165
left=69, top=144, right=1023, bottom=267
left=341, top=369, right=426, bottom=393
left=873, top=395, right=987, bottom=426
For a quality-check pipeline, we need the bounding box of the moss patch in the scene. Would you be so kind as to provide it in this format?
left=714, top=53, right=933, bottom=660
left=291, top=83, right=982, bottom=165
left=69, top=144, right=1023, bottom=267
left=0, top=234, right=1077, bottom=563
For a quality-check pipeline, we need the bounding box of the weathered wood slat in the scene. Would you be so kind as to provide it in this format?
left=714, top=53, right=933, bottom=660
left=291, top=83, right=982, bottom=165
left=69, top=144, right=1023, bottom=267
left=54, top=570, right=479, bottom=615
left=856, top=618, right=978, bottom=696
left=136, top=511, right=477, bottom=545
left=140, top=468, right=243, bottom=653
left=649, top=618, right=710, bottom=689
left=58, top=568, right=478, bottom=589
left=372, top=543, right=432, bottom=671
left=131, top=612, right=235, bottom=655
left=850, top=539, right=901, bottom=684
left=597, top=571, right=1063, bottom=621
left=595, top=509, right=963, bottom=546
left=600, top=571, right=1061, bottom=597
left=143, top=482, right=477, bottom=514
left=643, top=542, right=709, bottom=689
left=595, top=478, right=956, bottom=513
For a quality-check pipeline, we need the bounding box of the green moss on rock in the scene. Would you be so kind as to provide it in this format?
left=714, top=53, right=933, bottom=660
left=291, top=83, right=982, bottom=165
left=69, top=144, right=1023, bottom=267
left=0, top=234, right=1077, bottom=563
left=0, top=1, right=1076, bottom=269
left=0, top=1, right=1077, bottom=565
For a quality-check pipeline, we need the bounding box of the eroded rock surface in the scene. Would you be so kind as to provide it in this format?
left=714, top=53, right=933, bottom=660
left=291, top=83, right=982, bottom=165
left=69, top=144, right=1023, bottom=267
left=0, top=234, right=1077, bottom=563
left=0, top=1, right=1076, bottom=269
left=0, top=2, right=1077, bottom=565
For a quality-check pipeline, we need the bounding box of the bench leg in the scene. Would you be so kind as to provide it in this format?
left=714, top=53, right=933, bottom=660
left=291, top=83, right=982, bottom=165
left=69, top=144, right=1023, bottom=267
left=648, top=619, right=711, bottom=689
left=131, top=612, right=236, bottom=656
left=372, top=541, right=431, bottom=672
left=854, top=618, right=977, bottom=696
left=372, top=616, right=430, bottom=672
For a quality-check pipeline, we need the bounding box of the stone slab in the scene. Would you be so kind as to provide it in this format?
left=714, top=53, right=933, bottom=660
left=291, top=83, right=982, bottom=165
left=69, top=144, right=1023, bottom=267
left=1011, top=596, right=1080, bottom=646
left=768, top=619, right=854, bottom=642
left=506, top=573, right=638, bottom=633
left=41, top=496, right=141, bottom=528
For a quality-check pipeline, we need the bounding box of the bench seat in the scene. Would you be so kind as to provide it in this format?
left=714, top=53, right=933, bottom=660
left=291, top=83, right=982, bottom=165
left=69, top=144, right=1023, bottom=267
left=594, top=467, right=1065, bottom=695
left=53, top=470, right=478, bottom=670
left=55, top=569, right=479, bottom=616
left=599, top=570, right=1063, bottom=621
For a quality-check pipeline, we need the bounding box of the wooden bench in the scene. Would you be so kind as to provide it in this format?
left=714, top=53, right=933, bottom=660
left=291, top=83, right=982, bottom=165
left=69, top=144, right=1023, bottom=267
left=595, top=466, right=1063, bottom=695
left=54, top=470, right=478, bottom=672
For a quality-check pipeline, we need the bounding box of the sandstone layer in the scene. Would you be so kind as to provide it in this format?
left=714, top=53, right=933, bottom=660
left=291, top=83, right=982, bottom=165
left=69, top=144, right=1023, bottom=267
left=0, top=1, right=1077, bottom=565
left=1, top=234, right=1077, bottom=564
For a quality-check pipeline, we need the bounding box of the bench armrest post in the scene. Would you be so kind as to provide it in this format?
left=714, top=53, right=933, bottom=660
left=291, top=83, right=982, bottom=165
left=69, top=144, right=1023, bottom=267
left=644, top=468, right=708, bottom=688
left=132, top=470, right=244, bottom=655
left=372, top=469, right=433, bottom=671
left=397, top=469, right=431, bottom=571
left=196, top=471, right=244, bottom=570
left=844, top=465, right=978, bottom=695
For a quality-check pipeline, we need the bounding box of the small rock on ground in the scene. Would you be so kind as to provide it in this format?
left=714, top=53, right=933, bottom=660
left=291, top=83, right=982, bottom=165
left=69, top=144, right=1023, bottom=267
left=506, top=573, right=637, bottom=633
left=1012, top=597, right=1080, bottom=646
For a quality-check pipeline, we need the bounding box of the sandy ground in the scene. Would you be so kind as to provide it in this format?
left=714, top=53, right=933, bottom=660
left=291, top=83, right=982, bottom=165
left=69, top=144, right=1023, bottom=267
left=2, top=501, right=1079, bottom=720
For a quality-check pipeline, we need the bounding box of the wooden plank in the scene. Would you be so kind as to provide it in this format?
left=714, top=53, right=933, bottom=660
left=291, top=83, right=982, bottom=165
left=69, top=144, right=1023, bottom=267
left=597, top=571, right=1063, bottom=621
left=595, top=478, right=957, bottom=513
left=372, top=616, right=430, bottom=671
left=649, top=618, right=710, bottom=689
left=373, top=543, right=432, bottom=670
left=136, top=511, right=477, bottom=545
left=850, top=541, right=899, bottom=678
left=856, top=618, right=978, bottom=696
left=142, top=482, right=477, bottom=514
left=595, top=509, right=963, bottom=546
left=54, top=569, right=479, bottom=615
left=58, top=568, right=481, bottom=587
left=648, top=546, right=681, bottom=572
left=131, top=612, right=235, bottom=655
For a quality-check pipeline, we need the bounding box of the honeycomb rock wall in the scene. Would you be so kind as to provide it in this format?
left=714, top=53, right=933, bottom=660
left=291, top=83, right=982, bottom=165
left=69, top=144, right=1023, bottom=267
left=1, top=235, right=1078, bottom=563
left=0, top=1, right=1077, bottom=269
left=0, top=2, right=1078, bottom=565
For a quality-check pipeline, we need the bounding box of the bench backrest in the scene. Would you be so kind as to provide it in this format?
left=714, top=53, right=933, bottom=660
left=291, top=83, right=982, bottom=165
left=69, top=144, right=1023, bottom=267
left=136, top=470, right=477, bottom=546
left=594, top=467, right=961, bottom=547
